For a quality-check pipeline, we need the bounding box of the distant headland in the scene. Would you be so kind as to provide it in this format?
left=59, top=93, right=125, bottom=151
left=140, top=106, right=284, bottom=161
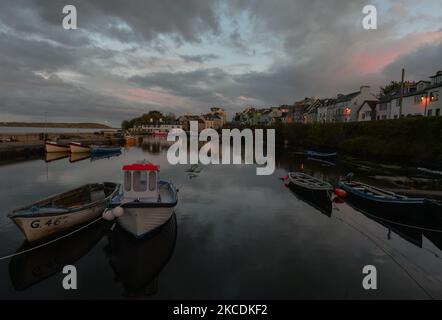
left=0, top=122, right=114, bottom=129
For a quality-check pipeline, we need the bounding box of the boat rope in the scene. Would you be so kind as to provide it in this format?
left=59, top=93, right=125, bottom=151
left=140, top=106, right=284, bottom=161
left=0, top=216, right=105, bottom=262
left=333, top=205, right=436, bottom=299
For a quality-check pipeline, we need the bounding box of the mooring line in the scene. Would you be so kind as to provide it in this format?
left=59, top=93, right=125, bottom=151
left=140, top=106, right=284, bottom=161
left=0, top=216, right=105, bottom=262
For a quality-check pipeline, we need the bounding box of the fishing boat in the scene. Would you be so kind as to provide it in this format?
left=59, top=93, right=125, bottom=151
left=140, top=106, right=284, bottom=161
left=45, top=141, right=70, bottom=153
left=8, top=182, right=120, bottom=243
left=338, top=180, right=442, bottom=229
left=90, top=145, right=122, bottom=155
left=69, top=141, right=90, bottom=153
left=105, top=162, right=178, bottom=238
left=306, top=150, right=337, bottom=158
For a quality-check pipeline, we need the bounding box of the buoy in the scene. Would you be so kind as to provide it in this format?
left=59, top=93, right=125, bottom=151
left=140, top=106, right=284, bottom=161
left=112, top=206, right=124, bottom=217
left=334, top=188, right=347, bottom=198
left=102, top=209, right=115, bottom=221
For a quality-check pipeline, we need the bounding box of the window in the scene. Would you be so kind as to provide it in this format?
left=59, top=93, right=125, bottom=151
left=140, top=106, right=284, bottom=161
left=436, top=109, right=440, bottom=117
left=414, top=96, right=421, bottom=104
left=133, top=171, right=147, bottom=192
left=361, top=113, right=365, bottom=120
left=124, top=171, right=131, bottom=191
left=379, top=103, right=387, bottom=111
left=149, top=171, right=156, bottom=191
left=430, top=91, right=439, bottom=102
left=396, top=99, right=400, bottom=107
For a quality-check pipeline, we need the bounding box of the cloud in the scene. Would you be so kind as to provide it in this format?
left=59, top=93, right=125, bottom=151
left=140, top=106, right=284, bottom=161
left=179, top=54, right=219, bottom=63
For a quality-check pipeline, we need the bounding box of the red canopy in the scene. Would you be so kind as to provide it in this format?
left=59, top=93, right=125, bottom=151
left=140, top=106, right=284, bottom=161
left=122, top=163, right=160, bottom=171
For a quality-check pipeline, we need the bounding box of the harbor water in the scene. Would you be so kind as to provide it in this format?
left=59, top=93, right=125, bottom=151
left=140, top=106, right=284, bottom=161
left=0, top=137, right=442, bottom=299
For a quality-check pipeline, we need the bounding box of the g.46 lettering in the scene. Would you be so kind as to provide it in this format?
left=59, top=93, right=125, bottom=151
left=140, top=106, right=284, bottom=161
left=217, top=304, right=267, bottom=315
left=30, top=218, right=64, bottom=228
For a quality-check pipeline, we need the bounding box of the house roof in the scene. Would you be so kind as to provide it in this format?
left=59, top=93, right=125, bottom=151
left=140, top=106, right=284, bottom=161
left=357, top=100, right=378, bottom=114
left=335, top=91, right=360, bottom=103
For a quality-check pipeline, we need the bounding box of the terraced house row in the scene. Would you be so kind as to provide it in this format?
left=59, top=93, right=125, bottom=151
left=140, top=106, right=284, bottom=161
left=234, top=70, right=442, bottom=125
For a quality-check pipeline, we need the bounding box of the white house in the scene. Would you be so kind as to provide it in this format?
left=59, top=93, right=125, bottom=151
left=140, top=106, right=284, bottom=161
left=357, top=100, right=378, bottom=121
left=332, top=86, right=377, bottom=122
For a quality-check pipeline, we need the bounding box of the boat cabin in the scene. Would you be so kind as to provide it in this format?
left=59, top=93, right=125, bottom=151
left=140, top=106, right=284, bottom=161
left=122, top=163, right=160, bottom=200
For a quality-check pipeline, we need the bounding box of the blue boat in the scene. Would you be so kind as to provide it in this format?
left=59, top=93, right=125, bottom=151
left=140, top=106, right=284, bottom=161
left=90, top=145, right=122, bottom=155
left=338, top=180, right=442, bottom=229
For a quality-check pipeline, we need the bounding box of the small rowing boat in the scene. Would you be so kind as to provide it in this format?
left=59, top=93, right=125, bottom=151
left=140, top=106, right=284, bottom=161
left=287, top=172, right=333, bottom=192
left=69, top=142, right=90, bottom=153
left=338, top=180, right=442, bottom=229
left=105, top=162, right=178, bottom=238
left=90, top=145, right=122, bottom=155
left=45, top=141, right=70, bottom=153
left=8, top=182, right=120, bottom=242
left=286, top=172, right=333, bottom=215
left=45, top=151, right=69, bottom=163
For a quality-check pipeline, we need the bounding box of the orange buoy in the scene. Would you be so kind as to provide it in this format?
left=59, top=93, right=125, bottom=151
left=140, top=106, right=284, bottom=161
left=334, top=188, right=347, bottom=198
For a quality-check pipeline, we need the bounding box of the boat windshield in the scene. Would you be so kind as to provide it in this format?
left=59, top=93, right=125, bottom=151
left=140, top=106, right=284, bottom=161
left=133, top=171, right=148, bottom=192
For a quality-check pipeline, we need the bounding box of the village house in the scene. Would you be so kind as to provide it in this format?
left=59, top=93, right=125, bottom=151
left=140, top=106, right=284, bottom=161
left=332, top=86, right=377, bottom=122
left=357, top=100, right=378, bottom=121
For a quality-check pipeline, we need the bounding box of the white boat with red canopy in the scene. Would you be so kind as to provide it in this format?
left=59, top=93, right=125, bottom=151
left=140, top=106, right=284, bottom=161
left=105, top=162, right=178, bottom=238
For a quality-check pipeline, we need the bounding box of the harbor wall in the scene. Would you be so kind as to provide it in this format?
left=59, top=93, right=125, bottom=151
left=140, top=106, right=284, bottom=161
left=0, top=132, right=124, bottom=160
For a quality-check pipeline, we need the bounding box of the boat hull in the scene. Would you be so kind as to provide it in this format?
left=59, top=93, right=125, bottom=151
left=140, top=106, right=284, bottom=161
left=45, top=142, right=69, bottom=153
left=339, top=182, right=442, bottom=229
left=116, top=207, right=174, bottom=238
left=69, top=143, right=90, bottom=153
left=287, top=182, right=332, bottom=217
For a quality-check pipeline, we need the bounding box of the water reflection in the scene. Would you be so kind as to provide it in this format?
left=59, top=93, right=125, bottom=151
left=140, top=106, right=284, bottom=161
left=286, top=182, right=332, bottom=217
left=105, top=213, right=177, bottom=298
left=9, top=220, right=112, bottom=291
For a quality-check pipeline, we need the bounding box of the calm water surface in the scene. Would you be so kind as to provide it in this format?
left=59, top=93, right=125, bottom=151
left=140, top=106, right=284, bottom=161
left=1, top=137, right=442, bottom=299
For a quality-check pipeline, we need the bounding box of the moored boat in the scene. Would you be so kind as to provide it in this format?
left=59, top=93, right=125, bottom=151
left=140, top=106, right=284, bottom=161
left=90, top=145, right=122, bottom=155
left=69, top=141, right=90, bottom=153
left=45, top=141, right=70, bottom=153
left=105, top=162, right=178, bottom=238
left=338, top=180, right=442, bottom=229
left=286, top=172, right=333, bottom=216
left=45, top=151, right=69, bottom=163
left=8, top=182, right=120, bottom=242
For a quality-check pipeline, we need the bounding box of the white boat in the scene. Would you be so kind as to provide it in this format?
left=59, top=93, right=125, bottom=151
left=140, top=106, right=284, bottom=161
left=105, top=162, right=178, bottom=238
left=9, top=183, right=120, bottom=242
left=45, top=141, right=70, bottom=153
left=69, top=142, right=90, bottom=153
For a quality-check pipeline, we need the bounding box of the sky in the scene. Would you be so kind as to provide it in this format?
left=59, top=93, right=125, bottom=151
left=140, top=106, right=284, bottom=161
left=0, top=0, right=441, bottom=126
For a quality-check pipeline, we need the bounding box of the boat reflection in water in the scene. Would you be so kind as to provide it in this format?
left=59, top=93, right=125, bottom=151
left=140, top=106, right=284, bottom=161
left=106, top=213, right=177, bottom=298
left=45, top=151, right=69, bottom=163
left=69, top=150, right=122, bottom=163
left=69, top=152, right=90, bottom=163
left=9, top=220, right=111, bottom=291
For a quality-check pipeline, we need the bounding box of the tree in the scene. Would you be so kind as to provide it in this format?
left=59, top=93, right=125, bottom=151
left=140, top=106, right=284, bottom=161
left=121, top=120, right=131, bottom=130
left=378, top=80, right=415, bottom=99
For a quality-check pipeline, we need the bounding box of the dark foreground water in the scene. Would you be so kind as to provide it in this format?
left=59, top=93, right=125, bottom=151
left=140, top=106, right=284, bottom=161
left=1, top=137, right=442, bottom=299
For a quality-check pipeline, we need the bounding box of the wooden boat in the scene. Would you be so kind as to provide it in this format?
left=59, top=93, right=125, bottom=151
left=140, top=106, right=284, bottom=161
left=338, top=180, right=442, bottom=229
left=9, top=219, right=111, bottom=291
left=45, top=141, right=69, bottom=153
left=90, top=145, right=122, bottom=155
left=307, top=150, right=337, bottom=158
left=286, top=172, right=333, bottom=216
left=8, top=182, right=120, bottom=242
left=107, top=213, right=177, bottom=297
left=45, top=151, right=69, bottom=163
left=287, top=172, right=333, bottom=192
left=106, top=162, right=178, bottom=238
left=69, top=141, right=90, bottom=153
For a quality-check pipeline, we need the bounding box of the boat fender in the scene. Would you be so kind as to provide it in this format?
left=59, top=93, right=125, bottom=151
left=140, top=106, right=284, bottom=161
left=102, top=208, right=115, bottom=221
left=112, top=206, right=124, bottom=217
left=334, top=188, right=347, bottom=198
